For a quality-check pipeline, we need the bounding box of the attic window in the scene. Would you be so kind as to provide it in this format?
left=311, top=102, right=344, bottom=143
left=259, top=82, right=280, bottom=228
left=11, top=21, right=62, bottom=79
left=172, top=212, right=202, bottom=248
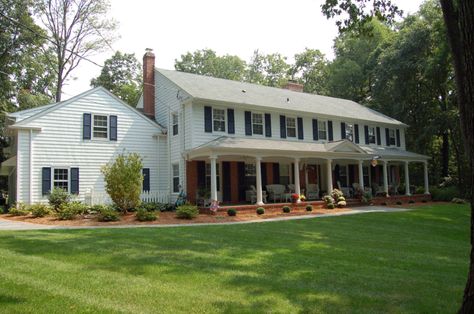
left=93, top=115, right=108, bottom=139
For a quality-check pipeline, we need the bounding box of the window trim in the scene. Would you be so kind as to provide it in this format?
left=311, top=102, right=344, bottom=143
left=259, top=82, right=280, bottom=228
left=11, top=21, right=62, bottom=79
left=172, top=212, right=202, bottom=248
left=389, top=129, right=396, bottom=146
left=92, top=113, right=109, bottom=140
left=251, top=112, right=264, bottom=136
left=172, top=113, right=178, bottom=136
left=318, top=120, right=327, bottom=140
left=286, top=116, right=297, bottom=138
left=52, top=167, right=70, bottom=192
left=368, top=126, right=376, bottom=145
left=345, top=123, right=354, bottom=142
left=212, top=108, right=226, bottom=133
left=172, top=164, right=180, bottom=193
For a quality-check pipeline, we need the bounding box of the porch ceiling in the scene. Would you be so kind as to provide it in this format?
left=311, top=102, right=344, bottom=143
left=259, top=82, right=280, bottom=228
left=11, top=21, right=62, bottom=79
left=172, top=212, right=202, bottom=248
left=186, top=137, right=429, bottom=162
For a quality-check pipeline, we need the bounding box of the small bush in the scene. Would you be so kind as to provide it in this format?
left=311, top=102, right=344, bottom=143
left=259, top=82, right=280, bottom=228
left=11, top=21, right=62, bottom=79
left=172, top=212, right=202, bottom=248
left=408, top=200, right=415, bottom=204
left=227, top=208, right=237, bottom=216
left=176, top=204, right=199, bottom=219
left=9, top=203, right=29, bottom=216
left=56, top=201, right=88, bottom=220
left=452, top=198, right=466, bottom=204
left=48, top=188, right=71, bottom=211
left=396, top=201, right=402, bottom=205
left=136, top=208, right=157, bottom=221
left=362, top=192, right=373, bottom=204
left=431, top=186, right=460, bottom=201
left=136, top=202, right=159, bottom=212
left=306, top=205, right=313, bottom=212
left=256, top=207, right=265, bottom=215
left=327, top=203, right=335, bottom=209
left=337, top=200, right=347, bottom=208
left=98, top=206, right=120, bottom=222
left=30, top=203, right=51, bottom=218
left=282, top=206, right=291, bottom=213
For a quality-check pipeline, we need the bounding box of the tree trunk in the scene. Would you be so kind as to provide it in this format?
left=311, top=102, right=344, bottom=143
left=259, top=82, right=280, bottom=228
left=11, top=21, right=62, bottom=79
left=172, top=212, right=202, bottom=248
left=440, top=0, right=474, bottom=312
left=441, top=131, right=449, bottom=178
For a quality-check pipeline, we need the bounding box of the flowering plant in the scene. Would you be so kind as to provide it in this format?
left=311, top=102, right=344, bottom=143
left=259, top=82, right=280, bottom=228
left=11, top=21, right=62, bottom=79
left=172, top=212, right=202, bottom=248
left=291, top=193, right=300, bottom=200
left=299, top=194, right=306, bottom=201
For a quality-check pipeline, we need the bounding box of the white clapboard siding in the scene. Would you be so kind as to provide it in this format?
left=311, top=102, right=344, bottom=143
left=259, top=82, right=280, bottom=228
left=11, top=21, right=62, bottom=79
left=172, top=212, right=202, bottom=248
left=15, top=87, right=163, bottom=204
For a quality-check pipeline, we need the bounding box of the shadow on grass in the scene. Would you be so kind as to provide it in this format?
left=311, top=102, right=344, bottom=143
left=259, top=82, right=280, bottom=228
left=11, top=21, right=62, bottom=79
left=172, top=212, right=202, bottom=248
left=0, top=204, right=469, bottom=312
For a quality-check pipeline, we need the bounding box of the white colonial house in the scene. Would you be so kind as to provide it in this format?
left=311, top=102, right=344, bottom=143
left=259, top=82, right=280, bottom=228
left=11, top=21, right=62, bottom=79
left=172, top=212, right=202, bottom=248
left=1, top=49, right=430, bottom=206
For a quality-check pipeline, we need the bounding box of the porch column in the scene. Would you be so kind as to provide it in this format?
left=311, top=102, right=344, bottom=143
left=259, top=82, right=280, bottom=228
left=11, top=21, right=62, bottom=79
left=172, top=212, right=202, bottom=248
left=326, top=159, right=333, bottom=195
left=294, top=158, right=301, bottom=202
left=255, top=156, right=264, bottom=205
left=382, top=160, right=389, bottom=196
left=404, top=161, right=411, bottom=196
left=423, top=161, right=430, bottom=194
left=210, top=155, right=218, bottom=201
left=358, top=160, right=364, bottom=189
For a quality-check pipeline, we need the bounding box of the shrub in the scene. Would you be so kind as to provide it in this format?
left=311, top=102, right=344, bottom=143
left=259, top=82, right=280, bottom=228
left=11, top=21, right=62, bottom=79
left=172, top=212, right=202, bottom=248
left=331, top=189, right=344, bottom=201
left=361, top=192, right=373, bottom=204
left=56, top=201, right=88, bottom=220
left=227, top=208, right=237, bottom=216
left=452, top=198, right=467, bottom=204
left=97, top=205, right=120, bottom=222
left=101, top=152, right=143, bottom=213
left=327, top=203, right=335, bottom=209
left=408, top=200, right=415, bottom=204
left=396, top=201, right=403, bottom=205
left=306, top=205, right=313, bottom=212
left=136, top=208, right=157, bottom=221
left=9, top=203, right=29, bottom=216
left=136, top=202, right=158, bottom=212
left=337, top=200, right=347, bottom=208
left=282, top=206, right=291, bottom=213
left=430, top=186, right=460, bottom=202
left=256, top=207, right=265, bottom=215
left=48, top=188, right=71, bottom=211
left=31, top=203, right=51, bottom=218
left=323, top=195, right=335, bottom=209
left=176, top=204, right=199, bottom=219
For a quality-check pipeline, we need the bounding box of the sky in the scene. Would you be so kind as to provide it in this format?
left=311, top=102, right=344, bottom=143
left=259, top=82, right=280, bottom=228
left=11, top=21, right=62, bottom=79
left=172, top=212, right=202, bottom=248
left=62, top=0, right=426, bottom=99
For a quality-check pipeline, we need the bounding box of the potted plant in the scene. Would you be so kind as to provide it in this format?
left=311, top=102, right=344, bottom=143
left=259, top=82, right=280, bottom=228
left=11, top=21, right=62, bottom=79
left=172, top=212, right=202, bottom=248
left=291, top=193, right=299, bottom=203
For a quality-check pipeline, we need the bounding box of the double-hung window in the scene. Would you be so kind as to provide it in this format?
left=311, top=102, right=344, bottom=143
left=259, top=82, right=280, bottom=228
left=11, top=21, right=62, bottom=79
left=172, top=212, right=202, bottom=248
left=368, top=126, right=376, bottom=144
left=252, top=113, right=263, bottom=135
left=172, top=113, right=178, bottom=136
left=339, top=165, right=348, bottom=187
left=389, top=129, right=396, bottom=145
left=172, top=164, right=180, bottom=193
left=53, top=168, right=69, bottom=191
left=286, top=117, right=296, bottom=138
left=318, top=120, right=327, bottom=140
left=93, top=115, right=108, bottom=139
left=363, top=166, right=370, bottom=185
left=213, top=109, right=226, bottom=132
left=345, top=124, right=354, bottom=142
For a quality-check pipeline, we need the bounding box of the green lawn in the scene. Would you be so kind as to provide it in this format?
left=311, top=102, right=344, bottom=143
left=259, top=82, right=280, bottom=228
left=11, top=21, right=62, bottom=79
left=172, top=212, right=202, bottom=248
left=0, top=204, right=470, bottom=313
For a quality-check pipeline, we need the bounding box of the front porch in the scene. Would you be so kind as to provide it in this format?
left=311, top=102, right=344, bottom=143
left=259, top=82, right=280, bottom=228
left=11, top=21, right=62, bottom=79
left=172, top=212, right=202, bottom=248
left=185, top=138, right=431, bottom=208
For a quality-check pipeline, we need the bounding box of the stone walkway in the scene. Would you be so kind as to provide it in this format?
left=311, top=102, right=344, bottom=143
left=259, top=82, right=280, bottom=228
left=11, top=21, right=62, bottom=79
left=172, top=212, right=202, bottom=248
left=0, top=206, right=412, bottom=231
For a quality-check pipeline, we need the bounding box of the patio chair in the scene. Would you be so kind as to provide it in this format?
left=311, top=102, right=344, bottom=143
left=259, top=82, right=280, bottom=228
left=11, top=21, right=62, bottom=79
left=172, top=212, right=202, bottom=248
left=372, top=183, right=386, bottom=196
left=266, top=184, right=285, bottom=202
left=196, top=191, right=212, bottom=207
left=306, top=184, right=319, bottom=200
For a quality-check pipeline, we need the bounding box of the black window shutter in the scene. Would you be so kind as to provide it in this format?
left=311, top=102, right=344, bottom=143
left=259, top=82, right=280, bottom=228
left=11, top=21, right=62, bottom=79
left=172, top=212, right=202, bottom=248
left=354, top=124, right=359, bottom=144
left=385, top=128, right=390, bottom=146
left=261, top=162, right=267, bottom=187
left=197, top=161, right=206, bottom=188
left=109, top=115, right=117, bottom=141
left=204, top=106, right=212, bottom=133
left=70, top=168, right=79, bottom=194
left=376, top=127, right=381, bottom=145
left=83, top=113, right=91, bottom=140
left=328, top=121, right=333, bottom=141
left=396, top=129, right=401, bottom=147
left=312, top=119, right=319, bottom=141
left=245, top=111, right=252, bottom=135
left=227, top=109, right=235, bottom=134
left=280, top=115, right=286, bottom=138
left=273, top=163, right=280, bottom=184
left=341, top=122, right=346, bottom=139
left=42, top=167, right=51, bottom=196
left=265, top=113, right=272, bottom=137
left=297, top=117, right=304, bottom=140
left=142, top=168, right=150, bottom=192
left=364, top=125, right=369, bottom=144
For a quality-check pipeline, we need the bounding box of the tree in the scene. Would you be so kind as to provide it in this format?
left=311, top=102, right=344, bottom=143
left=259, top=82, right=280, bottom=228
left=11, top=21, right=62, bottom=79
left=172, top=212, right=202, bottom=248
left=101, top=152, right=143, bottom=213
left=246, top=51, right=290, bottom=87
left=34, top=0, right=117, bottom=102
left=91, top=51, right=142, bottom=106
left=290, top=48, right=329, bottom=95
left=175, top=49, right=246, bottom=81
left=322, top=0, right=474, bottom=311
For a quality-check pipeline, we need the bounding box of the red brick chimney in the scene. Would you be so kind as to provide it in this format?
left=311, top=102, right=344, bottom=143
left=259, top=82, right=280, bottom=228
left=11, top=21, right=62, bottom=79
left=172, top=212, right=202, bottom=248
left=143, top=48, right=155, bottom=119
left=283, top=80, right=304, bottom=93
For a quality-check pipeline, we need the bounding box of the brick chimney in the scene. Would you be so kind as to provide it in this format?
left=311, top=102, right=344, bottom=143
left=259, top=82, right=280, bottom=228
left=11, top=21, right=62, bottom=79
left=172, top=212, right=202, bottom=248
left=283, top=80, right=304, bottom=93
left=143, top=48, right=155, bottom=119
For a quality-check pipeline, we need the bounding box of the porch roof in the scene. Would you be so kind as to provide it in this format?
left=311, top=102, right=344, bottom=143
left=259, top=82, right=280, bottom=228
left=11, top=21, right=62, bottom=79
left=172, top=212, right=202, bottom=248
left=186, top=137, right=429, bottom=161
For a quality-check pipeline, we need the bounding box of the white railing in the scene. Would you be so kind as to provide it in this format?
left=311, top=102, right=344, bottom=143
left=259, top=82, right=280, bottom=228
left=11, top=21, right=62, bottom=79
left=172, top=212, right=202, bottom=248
left=84, top=189, right=170, bottom=206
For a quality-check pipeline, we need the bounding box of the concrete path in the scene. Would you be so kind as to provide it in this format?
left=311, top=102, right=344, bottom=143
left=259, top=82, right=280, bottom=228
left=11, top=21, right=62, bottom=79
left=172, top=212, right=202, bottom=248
left=0, top=206, right=413, bottom=231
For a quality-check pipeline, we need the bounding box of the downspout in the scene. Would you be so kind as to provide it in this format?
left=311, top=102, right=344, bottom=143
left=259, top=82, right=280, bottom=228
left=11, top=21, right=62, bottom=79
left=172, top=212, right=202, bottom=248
left=29, top=129, right=33, bottom=204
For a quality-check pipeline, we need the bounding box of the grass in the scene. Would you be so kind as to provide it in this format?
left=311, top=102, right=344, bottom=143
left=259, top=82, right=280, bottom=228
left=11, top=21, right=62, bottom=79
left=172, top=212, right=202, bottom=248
left=0, top=203, right=470, bottom=313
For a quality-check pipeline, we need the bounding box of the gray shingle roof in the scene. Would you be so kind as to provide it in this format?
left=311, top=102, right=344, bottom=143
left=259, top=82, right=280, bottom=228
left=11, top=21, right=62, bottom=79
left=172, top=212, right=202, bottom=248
left=157, top=69, right=406, bottom=126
